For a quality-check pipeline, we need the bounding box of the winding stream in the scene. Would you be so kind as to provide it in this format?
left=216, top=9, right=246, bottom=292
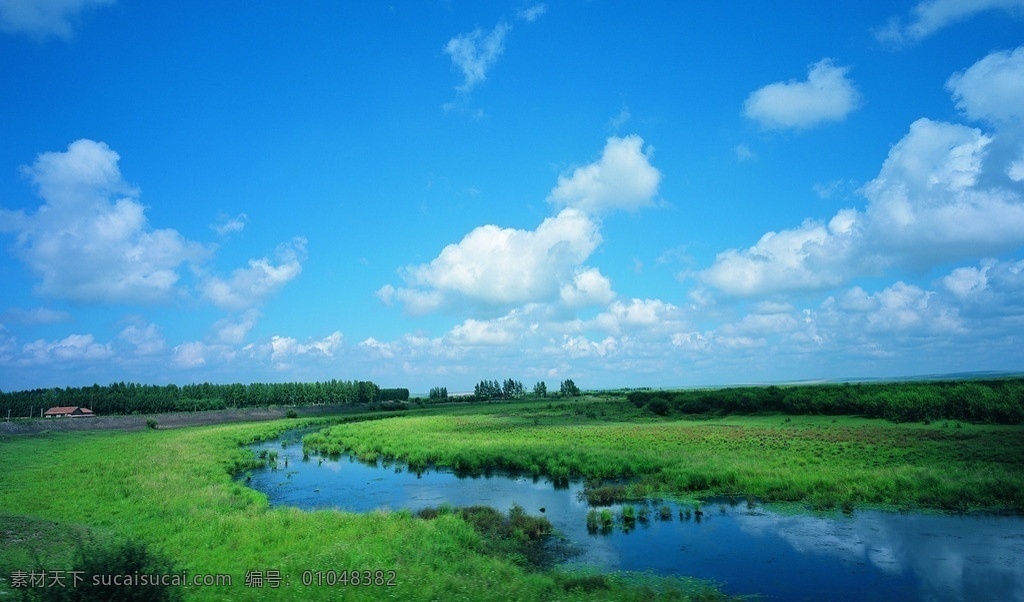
left=241, top=434, right=1024, bottom=601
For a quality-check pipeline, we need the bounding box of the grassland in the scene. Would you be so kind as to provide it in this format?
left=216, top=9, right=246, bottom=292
left=2, top=391, right=1022, bottom=601
left=0, top=414, right=731, bottom=601
left=305, top=396, right=1024, bottom=513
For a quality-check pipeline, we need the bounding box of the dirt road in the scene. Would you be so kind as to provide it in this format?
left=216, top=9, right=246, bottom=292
left=0, top=404, right=361, bottom=436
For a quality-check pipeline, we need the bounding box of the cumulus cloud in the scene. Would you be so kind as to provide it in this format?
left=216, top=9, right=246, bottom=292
left=118, top=320, right=165, bottom=356
left=547, top=135, right=661, bottom=213
left=0, top=0, right=114, bottom=40
left=0, top=139, right=210, bottom=304
left=445, top=22, right=510, bottom=93
left=743, top=59, right=861, bottom=130
left=700, top=212, right=863, bottom=296
left=22, top=333, right=113, bottom=365
left=947, top=45, right=1024, bottom=125
left=201, top=237, right=306, bottom=311
left=940, top=258, right=1024, bottom=315
left=447, top=316, right=520, bottom=346
left=172, top=341, right=210, bottom=368
left=1010, top=154, right=1024, bottom=182
left=269, top=331, right=342, bottom=362
left=389, top=208, right=602, bottom=314
left=562, top=335, right=617, bottom=358
left=212, top=309, right=260, bottom=345
left=359, top=337, right=394, bottom=358
left=862, top=119, right=1024, bottom=266
left=823, top=282, right=963, bottom=335
left=875, top=0, right=1024, bottom=45
left=559, top=267, right=615, bottom=308
left=702, top=48, right=1024, bottom=298
left=382, top=135, right=667, bottom=315
left=591, top=298, right=683, bottom=336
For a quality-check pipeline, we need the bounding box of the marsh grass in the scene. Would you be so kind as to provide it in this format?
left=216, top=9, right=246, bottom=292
left=0, top=418, right=728, bottom=601
left=416, top=504, right=554, bottom=568
left=303, top=401, right=1024, bottom=513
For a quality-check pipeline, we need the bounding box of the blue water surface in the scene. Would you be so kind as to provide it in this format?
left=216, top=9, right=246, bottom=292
left=241, top=434, right=1024, bottom=602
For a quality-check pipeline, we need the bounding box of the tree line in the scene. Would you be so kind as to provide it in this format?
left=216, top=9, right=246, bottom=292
left=0, top=380, right=395, bottom=418
left=626, top=379, right=1024, bottom=424
left=422, top=379, right=581, bottom=402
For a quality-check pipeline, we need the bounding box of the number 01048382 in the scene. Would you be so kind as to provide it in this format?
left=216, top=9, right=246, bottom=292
left=301, top=570, right=397, bottom=587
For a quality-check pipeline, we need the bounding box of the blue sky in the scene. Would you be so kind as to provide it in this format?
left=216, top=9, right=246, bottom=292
left=1, top=1, right=1024, bottom=393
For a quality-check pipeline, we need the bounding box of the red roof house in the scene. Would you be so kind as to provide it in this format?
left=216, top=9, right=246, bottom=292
left=43, top=406, right=95, bottom=418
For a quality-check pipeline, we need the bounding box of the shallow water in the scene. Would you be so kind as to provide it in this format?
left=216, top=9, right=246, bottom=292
left=242, top=435, right=1024, bottom=601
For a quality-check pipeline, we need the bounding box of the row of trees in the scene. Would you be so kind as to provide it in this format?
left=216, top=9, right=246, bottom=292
left=379, top=388, right=410, bottom=402
left=1, top=376, right=586, bottom=417
left=473, top=379, right=525, bottom=400
left=422, top=378, right=582, bottom=402
left=0, top=380, right=385, bottom=418
left=626, top=379, right=1024, bottom=424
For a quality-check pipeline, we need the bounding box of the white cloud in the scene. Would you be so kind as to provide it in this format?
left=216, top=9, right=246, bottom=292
left=0, top=139, right=210, bottom=304
left=939, top=258, right=1024, bottom=314
left=390, top=208, right=601, bottom=313
left=445, top=22, right=510, bottom=93
left=118, top=320, right=165, bottom=356
left=212, top=309, right=260, bottom=345
left=943, top=264, right=991, bottom=298
left=385, top=136, right=662, bottom=315
left=559, top=267, right=615, bottom=308
left=547, top=135, right=661, bottom=214
left=827, top=282, right=963, bottom=334
left=863, top=118, right=1024, bottom=264
left=947, top=45, right=1024, bottom=125
left=562, top=335, right=617, bottom=358
left=700, top=212, right=863, bottom=296
left=269, top=331, right=342, bottom=362
left=875, top=0, right=1024, bottom=45
left=201, top=237, right=306, bottom=311
left=517, top=3, right=547, bottom=22
left=671, top=331, right=710, bottom=351
left=703, top=48, right=1024, bottom=299
left=447, top=316, right=519, bottom=346
left=1009, top=154, right=1024, bottom=182
left=0, top=0, right=114, bottom=40
left=359, top=337, right=394, bottom=358
left=22, top=333, right=113, bottom=365
left=743, top=59, right=861, bottom=130
left=211, top=213, right=248, bottom=237
left=172, top=341, right=213, bottom=368
left=592, top=298, right=682, bottom=335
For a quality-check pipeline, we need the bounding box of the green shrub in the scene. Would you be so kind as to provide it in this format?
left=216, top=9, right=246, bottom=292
left=19, top=537, right=182, bottom=601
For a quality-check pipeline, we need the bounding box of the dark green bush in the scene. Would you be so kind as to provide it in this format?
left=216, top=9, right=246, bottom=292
left=19, top=537, right=182, bottom=602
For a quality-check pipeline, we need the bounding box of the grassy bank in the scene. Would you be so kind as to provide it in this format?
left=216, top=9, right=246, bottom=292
left=0, top=418, right=729, bottom=601
left=305, top=397, right=1024, bottom=513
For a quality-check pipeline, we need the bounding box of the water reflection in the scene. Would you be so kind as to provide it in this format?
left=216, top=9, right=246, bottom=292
left=242, top=436, right=1024, bottom=602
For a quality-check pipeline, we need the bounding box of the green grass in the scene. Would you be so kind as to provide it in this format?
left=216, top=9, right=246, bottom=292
left=305, top=397, right=1024, bottom=513
left=3, top=394, right=1022, bottom=601
left=0, top=417, right=731, bottom=601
